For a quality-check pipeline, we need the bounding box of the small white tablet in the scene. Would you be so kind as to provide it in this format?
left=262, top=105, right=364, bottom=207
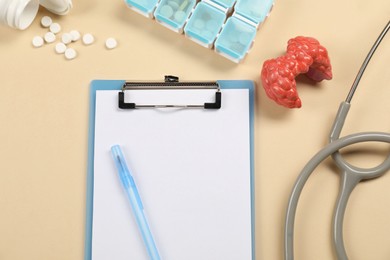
left=41, top=16, right=52, bottom=28
left=50, top=23, right=61, bottom=34
left=82, top=33, right=95, bottom=45
left=61, top=33, right=73, bottom=44
left=105, top=38, right=118, bottom=49
left=70, top=30, right=81, bottom=42
left=65, top=48, right=77, bottom=60
left=32, top=36, right=44, bottom=47
left=55, top=42, right=67, bottom=54
left=44, top=32, right=56, bottom=43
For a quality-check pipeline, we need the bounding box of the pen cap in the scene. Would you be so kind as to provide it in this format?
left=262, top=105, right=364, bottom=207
left=111, top=145, right=135, bottom=190
left=0, top=0, right=39, bottom=30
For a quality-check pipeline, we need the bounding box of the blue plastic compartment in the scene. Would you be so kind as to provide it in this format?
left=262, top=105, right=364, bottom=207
left=214, top=16, right=257, bottom=62
left=154, top=0, right=196, bottom=32
left=125, top=0, right=160, bottom=17
left=211, top=0, right=236, bottom=10
left=184, top=2, right=226, bottom=47
left=235, top=0, right=273, bottom=24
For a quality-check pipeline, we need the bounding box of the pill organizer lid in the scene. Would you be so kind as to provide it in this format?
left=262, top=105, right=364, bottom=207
left=126, top=0, right=159, bottom=14
left=209, top=0, right=236, bottom=9
left=40, top=0, right=73, bottom=15
left=235, top=0, right=273, bottom=24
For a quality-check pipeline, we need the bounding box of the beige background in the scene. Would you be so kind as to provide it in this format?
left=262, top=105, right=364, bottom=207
left=0, top=0, right=389, bottom=259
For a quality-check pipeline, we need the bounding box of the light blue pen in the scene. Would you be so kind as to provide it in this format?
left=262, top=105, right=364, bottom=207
left=111, top=145, right=161, bottom=260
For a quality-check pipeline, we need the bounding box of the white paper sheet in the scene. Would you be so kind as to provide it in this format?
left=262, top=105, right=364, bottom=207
left=92, top=88, right=252, bottom=260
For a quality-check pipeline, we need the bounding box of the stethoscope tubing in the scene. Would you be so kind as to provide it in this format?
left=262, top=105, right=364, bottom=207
left=285, top=20, right=390, bottom=260
left=284, top=131, right=390, bottom=260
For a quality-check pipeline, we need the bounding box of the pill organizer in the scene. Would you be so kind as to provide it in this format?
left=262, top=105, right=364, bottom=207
left=125, top=0, right=274, bottom=62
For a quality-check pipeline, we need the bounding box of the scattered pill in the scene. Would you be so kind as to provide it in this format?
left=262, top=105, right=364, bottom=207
left=50, top=23, right=61, bottom=34
left=32, top=36, right=44, bottom=47
left=41, top=16, right=52, bottom=27
left=174, top=10, right=186, bottom=23
left=61, top=33, right=73, bottom=44
left=82, top=33, right=95, bottom=45
left=160, top=5, right=174, bottom=18
left=64, top=48, right=77, bottom=60
left=44, top=32, right=56, bottom=43
left=105, top=38, right=118, bottom=49
left=70, top=30, right=81, bottom=41
left=55, top=42, right=67, bottom=54
left=32, top=21, right=120, bottom=59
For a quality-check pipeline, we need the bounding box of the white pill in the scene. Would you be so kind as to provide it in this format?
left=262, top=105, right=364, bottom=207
left=70, top=30, right=81, bottom=41
left=44, top=32, right=56, bottom=43
left=65, top=48, right=77, bottom=60
left=174, top=10, right=186, bottom=23
left=160, top=5, right=174, bottom=18
left=61, top=33, right=73, bottom=44
left=32, top=36, right=44, bottom=47
left=50, top=23, right=61, bottom=34
left=41, top=16, right=52, bottom=27
left=82, top=33, right=95, bottom=45
left=105, top=38, right=118, bottom=49
left=55, top=42, right=67, bottom=54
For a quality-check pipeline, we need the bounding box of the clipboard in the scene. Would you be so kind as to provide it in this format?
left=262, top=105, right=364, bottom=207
left=85, top=77, right=255, bottom=260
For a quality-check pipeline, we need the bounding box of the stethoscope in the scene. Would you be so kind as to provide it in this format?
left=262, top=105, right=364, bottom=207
left=284, top=20, right=390, bottom=260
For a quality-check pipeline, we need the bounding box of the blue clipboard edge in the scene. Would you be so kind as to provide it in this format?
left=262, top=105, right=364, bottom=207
left=84, top=80, right=256, bottom=260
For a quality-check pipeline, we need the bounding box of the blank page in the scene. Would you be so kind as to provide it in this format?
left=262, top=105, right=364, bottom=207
left=92, top=88, right=252, bottom=259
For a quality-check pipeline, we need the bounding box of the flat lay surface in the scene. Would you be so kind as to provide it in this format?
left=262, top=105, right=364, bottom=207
left=0, top=0, right=389, bottom=259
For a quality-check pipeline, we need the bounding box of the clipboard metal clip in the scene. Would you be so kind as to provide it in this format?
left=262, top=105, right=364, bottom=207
left=118, top=76, right=221, bottom=109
